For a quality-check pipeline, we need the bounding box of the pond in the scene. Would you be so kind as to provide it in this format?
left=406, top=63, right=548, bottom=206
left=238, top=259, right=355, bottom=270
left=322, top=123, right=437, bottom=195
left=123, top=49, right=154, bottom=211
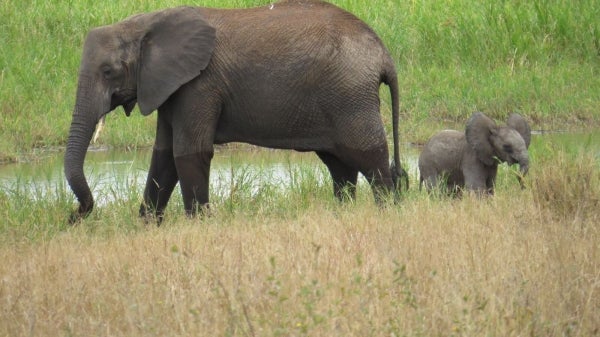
left=0, top=132, right=597, bottom=206
left=0, top=144, right=420, bottom=206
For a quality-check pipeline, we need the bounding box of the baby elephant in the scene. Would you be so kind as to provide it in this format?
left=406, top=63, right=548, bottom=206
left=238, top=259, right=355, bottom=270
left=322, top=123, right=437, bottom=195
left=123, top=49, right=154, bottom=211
left=419, top=112, right=531, bottom=195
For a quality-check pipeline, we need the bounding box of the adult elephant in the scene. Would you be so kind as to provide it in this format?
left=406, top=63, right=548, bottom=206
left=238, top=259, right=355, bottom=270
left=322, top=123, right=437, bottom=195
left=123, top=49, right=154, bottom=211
left=65, top=0, right=407, bottom=222
left=418, top=112, right=531, bottom=195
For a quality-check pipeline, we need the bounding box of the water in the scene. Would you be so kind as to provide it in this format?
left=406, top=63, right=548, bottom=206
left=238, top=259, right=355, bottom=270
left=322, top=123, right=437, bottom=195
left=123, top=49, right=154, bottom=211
left=1, top=131, right=597, bottom=206
left=0, top=145, right=420, bottom=206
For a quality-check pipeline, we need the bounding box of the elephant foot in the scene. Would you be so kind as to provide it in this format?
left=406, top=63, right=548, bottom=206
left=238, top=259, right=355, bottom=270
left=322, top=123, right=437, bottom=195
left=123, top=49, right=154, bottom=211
left=139, top=203, right=165, bottom=226
left=141, top=213, right=165, bottom=226
left=68, top=211, right=83, bottom=225
left=185, top=202, right=212, bottom=219
left=67, top=203, right=94, bottom=225
left=390, top=162, right=409, bottom=193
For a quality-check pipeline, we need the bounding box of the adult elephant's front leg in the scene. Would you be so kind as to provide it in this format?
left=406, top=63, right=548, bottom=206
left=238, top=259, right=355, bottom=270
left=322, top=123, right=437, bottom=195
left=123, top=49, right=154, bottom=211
left=169, top=90, right=220, bottom=217
left=140, top=113, right=179, bottom=224
left=139, top=148, right=179, bottom=223
left=175, top=151, right=213, bottom=217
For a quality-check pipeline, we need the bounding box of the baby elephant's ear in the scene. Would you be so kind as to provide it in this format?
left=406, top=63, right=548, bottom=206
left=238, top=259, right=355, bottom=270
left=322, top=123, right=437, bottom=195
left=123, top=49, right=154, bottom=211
left=507, top=113, right=531, bottom=148
left=137, top=7, right=216, bottom=116
left=466, top=112, right=497, bottom=166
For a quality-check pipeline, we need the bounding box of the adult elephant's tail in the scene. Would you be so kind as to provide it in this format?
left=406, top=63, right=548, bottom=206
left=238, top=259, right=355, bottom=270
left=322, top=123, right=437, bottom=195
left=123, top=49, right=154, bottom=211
left=382, top=62, right=409, bottom=193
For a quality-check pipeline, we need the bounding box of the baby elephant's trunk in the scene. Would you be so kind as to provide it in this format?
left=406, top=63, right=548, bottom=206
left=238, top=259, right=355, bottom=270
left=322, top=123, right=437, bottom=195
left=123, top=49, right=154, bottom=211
left=517, top=157, right=529, bottom=189
left=519, top=159, right=529, bottom=176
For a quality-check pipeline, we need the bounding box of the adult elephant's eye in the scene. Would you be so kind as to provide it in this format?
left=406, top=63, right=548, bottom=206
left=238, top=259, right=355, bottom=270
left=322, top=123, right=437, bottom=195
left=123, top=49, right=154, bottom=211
left=101, top=65, right=112, bottom=79
left=503, top=144, right=513, bottom=153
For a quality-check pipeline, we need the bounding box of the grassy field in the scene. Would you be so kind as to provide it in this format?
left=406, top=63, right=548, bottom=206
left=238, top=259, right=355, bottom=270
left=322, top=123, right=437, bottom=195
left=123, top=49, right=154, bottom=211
left=0, top=135, right=598, bottom=336
left=1, top=0, right=600, bottom=161
left=1, top=0, right=599, bottom=335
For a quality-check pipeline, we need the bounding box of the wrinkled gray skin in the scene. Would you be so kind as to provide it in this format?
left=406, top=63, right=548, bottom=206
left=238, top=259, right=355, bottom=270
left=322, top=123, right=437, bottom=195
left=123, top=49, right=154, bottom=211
left=65, top=0, right=407, bottom=223
left=418, top=112, right=531, bottom=195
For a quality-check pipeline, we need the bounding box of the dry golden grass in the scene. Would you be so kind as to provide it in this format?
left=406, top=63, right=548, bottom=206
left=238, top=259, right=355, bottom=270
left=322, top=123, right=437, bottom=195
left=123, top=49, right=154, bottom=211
left=1, top=174, right=598, bottom=336
left=1, top=144, right=599, bottom=336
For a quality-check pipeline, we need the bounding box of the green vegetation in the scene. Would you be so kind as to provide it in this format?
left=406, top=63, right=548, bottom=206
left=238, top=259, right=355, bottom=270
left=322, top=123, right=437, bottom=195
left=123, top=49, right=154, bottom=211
left=1, top=0, right=599, bottom=161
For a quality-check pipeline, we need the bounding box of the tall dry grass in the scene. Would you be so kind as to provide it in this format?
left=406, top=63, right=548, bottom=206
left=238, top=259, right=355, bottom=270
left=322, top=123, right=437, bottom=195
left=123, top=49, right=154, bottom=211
left=1, top=154, right=598, bottom=336
left=532, top=147, right=600, bottom=226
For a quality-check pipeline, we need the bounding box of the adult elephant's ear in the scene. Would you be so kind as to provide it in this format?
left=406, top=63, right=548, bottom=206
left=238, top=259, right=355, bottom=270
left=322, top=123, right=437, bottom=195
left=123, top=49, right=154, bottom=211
left=466, top=112, right=497, bottom=166
left=507, top=113, right=531, bottom=148
left=137, top=7, right=216, bottom=116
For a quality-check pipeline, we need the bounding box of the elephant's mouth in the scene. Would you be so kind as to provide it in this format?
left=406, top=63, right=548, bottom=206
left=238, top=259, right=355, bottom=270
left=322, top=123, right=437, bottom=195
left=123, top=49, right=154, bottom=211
left=111, top=89, right=137, bottom=116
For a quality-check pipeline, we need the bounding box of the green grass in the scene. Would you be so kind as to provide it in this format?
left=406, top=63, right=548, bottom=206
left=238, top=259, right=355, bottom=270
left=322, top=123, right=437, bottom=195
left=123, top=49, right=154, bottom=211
left=1, top=0, right=600, bottom=162
left=1, top=132, right=597, bottom=241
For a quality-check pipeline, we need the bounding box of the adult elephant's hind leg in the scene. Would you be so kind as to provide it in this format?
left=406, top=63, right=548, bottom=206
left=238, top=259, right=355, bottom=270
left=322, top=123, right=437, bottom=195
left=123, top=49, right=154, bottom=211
left=332, top=145, right=394, bottom=205
left=361, top=164, right=394, bottom=205
left=345, top=144, right=393, bottom=205
left=316, top=151, right=358, bottom=201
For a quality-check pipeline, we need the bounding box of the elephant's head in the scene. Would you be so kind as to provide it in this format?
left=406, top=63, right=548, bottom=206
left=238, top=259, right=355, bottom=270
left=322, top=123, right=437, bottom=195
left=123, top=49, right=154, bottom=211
left=65, top=7, right=216, bottom=221
left=465, top=112, right=531, bottom=175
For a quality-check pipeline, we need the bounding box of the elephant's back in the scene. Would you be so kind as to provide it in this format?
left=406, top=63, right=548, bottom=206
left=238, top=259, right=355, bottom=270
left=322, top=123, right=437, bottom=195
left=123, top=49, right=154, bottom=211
left=203, top=1, right=377, bottom=35
left=200, top=1, right=390, bottom=72
left=427, top=130, right=465, bottom=144
left=197, top=1, right=396, bottom=151
left=419, top=130, right=467, bottom=174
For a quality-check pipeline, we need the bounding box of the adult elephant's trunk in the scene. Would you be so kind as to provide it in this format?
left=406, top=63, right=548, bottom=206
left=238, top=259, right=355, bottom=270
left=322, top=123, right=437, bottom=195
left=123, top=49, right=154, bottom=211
left=64, top=79, right=104, bottom=222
